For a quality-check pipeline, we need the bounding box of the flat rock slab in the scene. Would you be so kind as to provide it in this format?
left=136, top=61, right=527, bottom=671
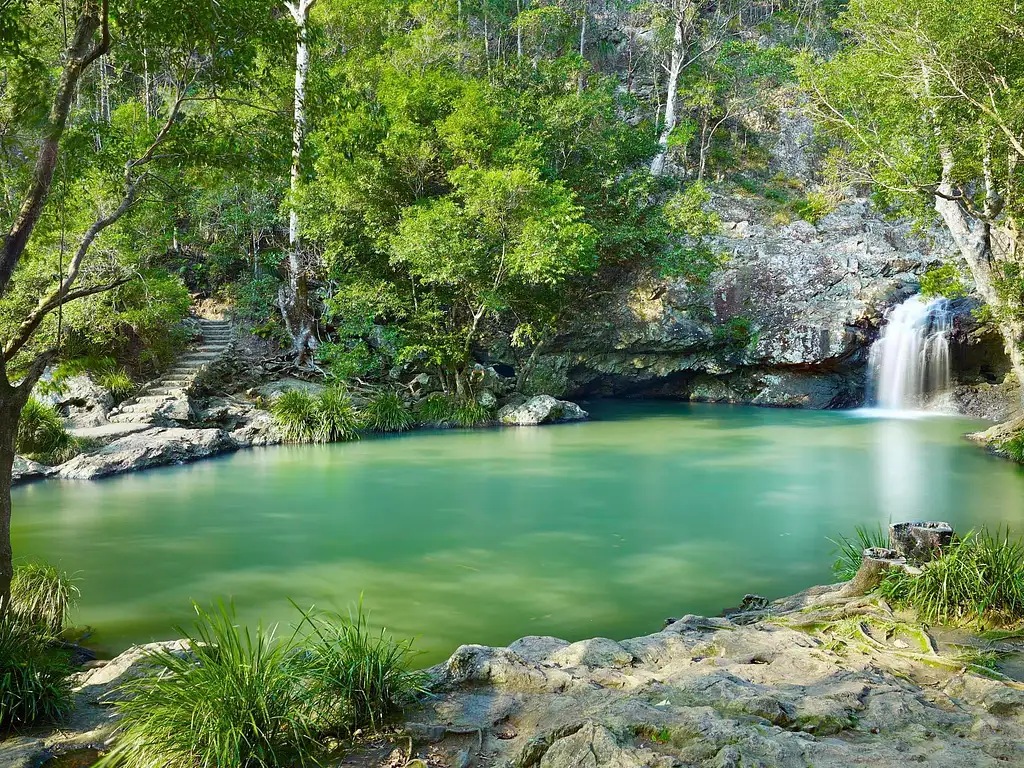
left=12, top=456, right=54, bottom=485
left=57, top=428, right=236, bottom=479
left=70, top=423, right=153, bottom=440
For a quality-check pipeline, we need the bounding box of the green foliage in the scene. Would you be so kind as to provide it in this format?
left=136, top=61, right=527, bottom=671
left=450, top=399, right=494, bottom=428
left=230, top=276, right=283, bottom=325
left=1000, top=432, right=1024, bottom=463
left=712, top=316, right=758, bottom=351
left=879, top=529, right=1024, bottom=627
left=363, top=390, right=414, bottom=433
left=656, top=183, right=723, bottom=281
left=11, top=562, right=78, bottom=637
left=828, top=525, right=890, bottom=581
left=299, top=603, right=427, bottom=737
left=96, top=604, right=319, bottom=768
left=0, top=618, right=74, bottom=732
left=417, top=393, right=456, bottom=426
left=97, top=600, right=426, bottom=768
left=270, top=387, right=362, bottom=444
left=920, top=263, right=969, bottom=300
left=16, top=398, right=80, bottom=466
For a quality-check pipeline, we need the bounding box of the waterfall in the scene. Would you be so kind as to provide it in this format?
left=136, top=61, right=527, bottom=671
left=868, top=295, right=953, bottom=411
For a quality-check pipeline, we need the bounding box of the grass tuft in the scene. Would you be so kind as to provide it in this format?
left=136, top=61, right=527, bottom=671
left=271, top=386, right=361, bottom=444
left=11, top=562, right=78, bottom=637
left=97, top=603, right=320, bottom=768
left=828, top=524, right=890, bottom=581
left=299, top=601, right=428, bottom=737
left=879, top=528, right=1024, bottom=627
left=363, top=390, right=415, bottom=433
left=17, top=398, right=81, bottom=465
left=0, top=618, right=74, bottom=731
left=416, top=393, right=455, bottom=425
left=450, top=399, right=494, bottom=428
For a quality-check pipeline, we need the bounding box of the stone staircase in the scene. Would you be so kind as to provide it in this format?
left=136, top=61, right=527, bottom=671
left=108, top=319, right=232, bottom=425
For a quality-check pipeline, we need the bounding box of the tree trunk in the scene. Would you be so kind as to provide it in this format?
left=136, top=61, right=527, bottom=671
left=280, top=0, right=318, bottom=365
left=650, top=14, right=684, bottom=176
left=577, top=1, right=587, bottom=94
left=933, top=151, right=1024, bottom=396
left=0, top=366, right=36, bottom=616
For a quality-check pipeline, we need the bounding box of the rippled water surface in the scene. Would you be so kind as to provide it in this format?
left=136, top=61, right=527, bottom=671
left=12, top=402, right=1024, bottom=662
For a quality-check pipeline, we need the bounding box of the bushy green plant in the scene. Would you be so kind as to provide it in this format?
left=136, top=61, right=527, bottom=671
left=11, top=562, right=78, bottom=637
left=451, top=399, right=494, bottom=428
left=299, top=603, right=427, bottom=737
left=363, top=391, right=415, bottom=433
left=828, top=524, right=890, bottom=580
left=417, top=393, right=456, bottom=425
left=97, top=604, right=320, bottom=768
left=270, top=390, right=318, bottom=443
left=270, top=387, right=362, bottom=444
left=879, top=529, right=1024, bottom=627
left=0, top=618, right=74, bottom=731
left=16, top=398, right=80, bottom=465
left=97, top=367, right=136, bottom=402
left=312, top=387, right=362, bottom=443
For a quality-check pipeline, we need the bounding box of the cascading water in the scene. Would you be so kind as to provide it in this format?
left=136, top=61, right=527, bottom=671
left=867, top=295, right=953, bottom=411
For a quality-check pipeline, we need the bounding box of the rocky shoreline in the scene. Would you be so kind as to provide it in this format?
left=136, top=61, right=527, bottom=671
left=5, top=578, right=1024, bottom=768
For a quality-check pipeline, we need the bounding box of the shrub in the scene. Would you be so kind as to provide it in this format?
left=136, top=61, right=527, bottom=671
left=270, top=387, right=362, bottom=444
left=97, top=604, right=320, bottom=768
left=312, top=386, right=362, bottom=443
left=363, top=390, right=415, bottom=433
left=96, top=367, right=136, bottom=402
left=828, top=525, right=890, bottom=581
left=878, top=528, right=1024, bottom=627
left=300, top=603, right=427, bottom=737
left=417, top=393, right=456, bottom=425
left=451, top=399, right=494, bottom=428
left=0, top=619, right=74, bottom=731
left=11, top=562, right=78, bottom=637
left=17, top=398, right=80, bottom=465
left=1000, top=432, right=1024, bottom=463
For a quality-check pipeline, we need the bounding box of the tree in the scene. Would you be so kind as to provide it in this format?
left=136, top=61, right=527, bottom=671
left=279, top=0, right=320, bottom=365
left=0, top=0, right=110, bottom=615
left=0, top=0, right=281, bottom=612
left=800, top=0, right=1024, bottom=393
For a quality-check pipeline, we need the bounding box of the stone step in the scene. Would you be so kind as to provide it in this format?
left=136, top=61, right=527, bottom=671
left=149, top=387, right=184, bottom=396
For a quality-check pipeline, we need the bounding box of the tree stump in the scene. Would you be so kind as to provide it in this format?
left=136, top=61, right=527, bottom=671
left=888, top=522, right=954, bottom=563
left=840, top=548, right=911, bottom=597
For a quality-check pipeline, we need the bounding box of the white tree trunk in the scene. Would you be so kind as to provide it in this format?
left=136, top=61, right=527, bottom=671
left=651, top=14, right=684, bottom=176
left=280, top=0, right=318, bottom=364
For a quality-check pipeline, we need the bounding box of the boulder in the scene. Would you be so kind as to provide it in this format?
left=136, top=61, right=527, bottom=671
left=497, top=395, right=589, bottom=426
left=229, top=410, right=281, bottom=447
left=57, top=428, right=236, bottom=480
left=12, top=456, right=54, bottom=485
left=40, top=372, right=114, bottom=428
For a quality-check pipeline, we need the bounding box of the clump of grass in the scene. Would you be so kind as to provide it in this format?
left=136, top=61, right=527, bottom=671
left=299, top=602, right=427, bottom=737
left=416, top=393, right=455, bottom=425
left=97, top=367, right=136, bottom=402
left=270, top=386, right=361, bottom=444
left=17, top=398, right=80, bottom=465
left=97, top=604, right=320, bottom=768
left=0, top=618, right=74, bottom=731
left=363, top=390, right=415, bottom=433
left=828, top=524, right=890, bottom=580
left=11, top=562, right=78, bottom=637
left=450, top=398, right=493, bottom=428
left=878, top=528, right=1024, bottom=627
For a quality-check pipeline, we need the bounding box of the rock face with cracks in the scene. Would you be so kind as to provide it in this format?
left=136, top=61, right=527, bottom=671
left=403, top=586, right=1024, bottom=768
